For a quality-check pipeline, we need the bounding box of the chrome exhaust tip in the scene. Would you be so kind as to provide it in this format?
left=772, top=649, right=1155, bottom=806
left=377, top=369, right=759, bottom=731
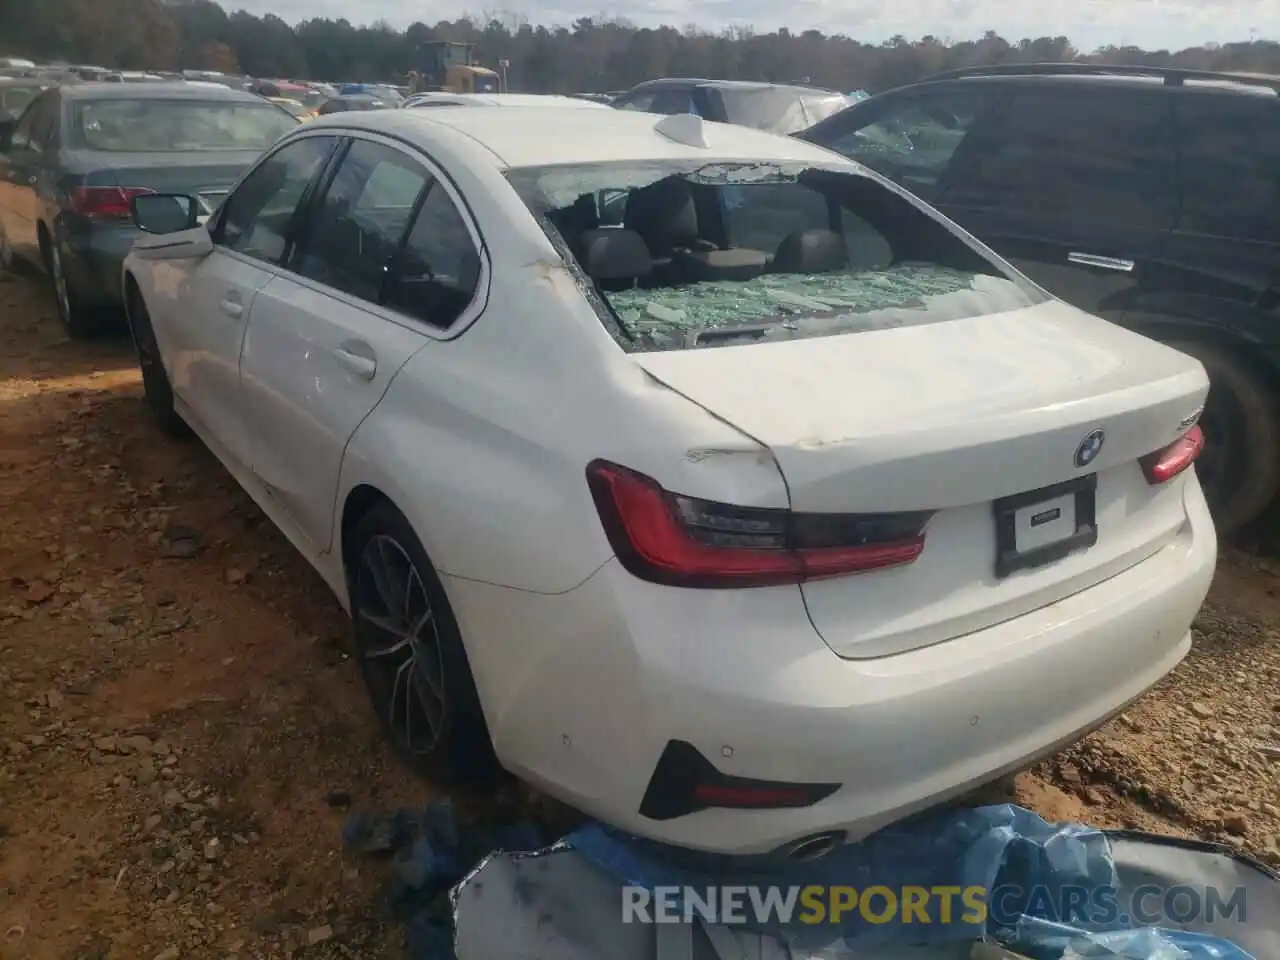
left=774, top=830, right=846, bottom=864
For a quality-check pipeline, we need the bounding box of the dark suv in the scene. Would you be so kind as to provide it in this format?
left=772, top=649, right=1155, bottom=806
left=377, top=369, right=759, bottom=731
left=801, top=63, right=1280, bottom=534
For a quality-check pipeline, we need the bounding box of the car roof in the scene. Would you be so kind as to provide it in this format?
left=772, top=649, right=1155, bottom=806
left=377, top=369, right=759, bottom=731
left=307, top=105, right=852, bottom=168
left=406, top=93, right=612, bottom=109
left=910, top=69, right=1279, bottom=99
left=63, top=82, right=264, bottom=101
left=628, top=77, right=842, bottom=95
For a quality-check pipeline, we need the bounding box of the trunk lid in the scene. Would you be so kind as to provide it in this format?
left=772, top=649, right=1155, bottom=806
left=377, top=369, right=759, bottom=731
left=64, top=150, right=261, bottom=214
left=632, top=301, right=1208, bottom=658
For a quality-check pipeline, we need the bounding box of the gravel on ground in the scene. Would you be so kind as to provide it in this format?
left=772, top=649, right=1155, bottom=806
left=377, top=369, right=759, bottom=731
left=1, top=268, right=1277, bottom=958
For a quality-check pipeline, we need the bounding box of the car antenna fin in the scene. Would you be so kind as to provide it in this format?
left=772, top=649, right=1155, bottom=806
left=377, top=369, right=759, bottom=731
left=654, top=112, right=709, bottom=148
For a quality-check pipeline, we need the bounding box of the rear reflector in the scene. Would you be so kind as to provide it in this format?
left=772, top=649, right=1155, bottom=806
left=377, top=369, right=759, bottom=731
left=69, top=186, right=154, bottom=220
left=1139, top=425, right=1204, bottom=485
left=639, top=740, right=840, bottom=820
left=586, top=460, right=931, bottom=588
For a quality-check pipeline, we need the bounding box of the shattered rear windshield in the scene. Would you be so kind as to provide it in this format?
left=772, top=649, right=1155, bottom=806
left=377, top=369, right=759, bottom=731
left=505, top=159, right=1045, bottom=353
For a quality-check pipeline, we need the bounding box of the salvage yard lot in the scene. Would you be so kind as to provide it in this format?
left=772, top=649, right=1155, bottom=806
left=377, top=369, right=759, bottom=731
left=0, top=267, right=1278, bottom=959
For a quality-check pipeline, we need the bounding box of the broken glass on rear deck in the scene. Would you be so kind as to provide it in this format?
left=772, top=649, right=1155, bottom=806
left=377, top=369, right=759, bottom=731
left=606, top=264, right=1033, bottom=351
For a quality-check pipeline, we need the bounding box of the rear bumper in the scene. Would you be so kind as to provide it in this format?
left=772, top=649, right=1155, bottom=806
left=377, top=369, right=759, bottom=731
left=446, top=475, right=1216, bottom=855
left=60, top=222, right=138, bottom=307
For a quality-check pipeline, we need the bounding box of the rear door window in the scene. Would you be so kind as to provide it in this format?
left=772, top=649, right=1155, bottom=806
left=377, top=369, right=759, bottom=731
left=382, top=181, right=483, bottom=329
left=1174, top=95, right=1280, bottom=243
left=292, top=138, right=429, bottom=302
left=943, top=88, right=1177, bottom=229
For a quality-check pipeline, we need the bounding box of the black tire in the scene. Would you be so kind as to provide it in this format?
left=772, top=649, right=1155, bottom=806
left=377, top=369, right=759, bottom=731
left=124, top=284, right=188, bottom=438
left=1171, top=340, right=1280, bottom=534
left=347, top=500, right=502, bottom=786
left=44, top=233, right=100, bottom=340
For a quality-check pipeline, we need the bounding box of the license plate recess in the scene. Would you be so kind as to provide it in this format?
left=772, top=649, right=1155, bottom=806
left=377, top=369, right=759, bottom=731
left=993, top=473, right=1097, bottom=578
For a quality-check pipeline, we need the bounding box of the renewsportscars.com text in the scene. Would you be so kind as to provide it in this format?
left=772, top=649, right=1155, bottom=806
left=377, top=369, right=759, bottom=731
left=622, top=883, right=1248, bottom=927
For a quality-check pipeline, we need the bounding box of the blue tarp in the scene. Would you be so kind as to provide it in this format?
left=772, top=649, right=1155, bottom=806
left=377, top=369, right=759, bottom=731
left=345, top=802, right=1257, bottom=959
left=571, top=805, right=1252, bottom=959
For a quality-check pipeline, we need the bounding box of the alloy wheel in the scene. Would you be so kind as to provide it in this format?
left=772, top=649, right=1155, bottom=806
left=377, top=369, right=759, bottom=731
left=354, top=534, right=447, bottom=755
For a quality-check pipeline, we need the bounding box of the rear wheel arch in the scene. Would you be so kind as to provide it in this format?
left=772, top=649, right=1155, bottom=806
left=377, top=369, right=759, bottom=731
left=339, top=483, right=392, bottom=593
left=337, top=484, right=503, bottom=784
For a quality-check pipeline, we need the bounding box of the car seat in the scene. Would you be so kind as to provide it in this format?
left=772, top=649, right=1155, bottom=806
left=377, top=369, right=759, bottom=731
left=772, top=228, right=849, bottom=274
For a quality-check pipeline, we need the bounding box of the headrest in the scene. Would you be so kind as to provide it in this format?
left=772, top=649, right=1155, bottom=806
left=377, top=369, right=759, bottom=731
left=623, top=176, right=698, bottom=248
left=773, top=228, right=849, bottom=275
left=547, top=194, right=600, bottom=238
left=576, top=228, right=652, bottom=281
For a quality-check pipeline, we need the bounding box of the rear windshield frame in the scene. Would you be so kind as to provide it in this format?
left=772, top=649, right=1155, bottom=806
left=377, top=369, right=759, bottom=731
left=68, top=98, right=299, bottom=152
left=505, top=157, right=1048, bottom=353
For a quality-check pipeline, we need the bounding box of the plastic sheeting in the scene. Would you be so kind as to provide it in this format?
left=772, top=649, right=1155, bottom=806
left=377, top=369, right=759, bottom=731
left=566, top=805, right=1266, bottom=959
left=345, top=802, right=1280, bottom=960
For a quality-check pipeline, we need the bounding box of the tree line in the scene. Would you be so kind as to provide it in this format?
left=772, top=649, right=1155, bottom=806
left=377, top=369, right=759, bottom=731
left=2, top=0, right=1279, bottom=93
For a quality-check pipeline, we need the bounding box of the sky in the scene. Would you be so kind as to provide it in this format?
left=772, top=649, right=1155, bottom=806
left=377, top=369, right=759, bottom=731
left=229, top=0, right=1273, bottom=52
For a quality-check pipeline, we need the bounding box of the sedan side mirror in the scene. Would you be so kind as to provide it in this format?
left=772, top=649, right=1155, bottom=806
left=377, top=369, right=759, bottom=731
left=132, top=193, right=199, bottom=234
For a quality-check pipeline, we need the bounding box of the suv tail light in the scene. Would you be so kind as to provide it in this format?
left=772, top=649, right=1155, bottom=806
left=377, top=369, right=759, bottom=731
left=586, top=460, right=931, bottom=588
left=69, top=186, right=154, bottom=220
left=1139, top=425, right=1204, bottom=485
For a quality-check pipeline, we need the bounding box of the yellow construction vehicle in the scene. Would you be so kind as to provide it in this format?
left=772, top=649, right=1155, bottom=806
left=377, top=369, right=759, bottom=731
left=407, top=41, right=500, bottom=94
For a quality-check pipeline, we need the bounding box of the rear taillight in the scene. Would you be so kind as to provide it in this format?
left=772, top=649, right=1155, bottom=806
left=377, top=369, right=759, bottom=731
left=586, top=460, right=931, bottom=588
left=1139, top=425, right=1204, bottom=485
left=69, top=186, right=154, bottom=220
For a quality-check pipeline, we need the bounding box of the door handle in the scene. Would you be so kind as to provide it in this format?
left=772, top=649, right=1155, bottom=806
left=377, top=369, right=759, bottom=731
left=1067, top=252, right=1134, bottom=273
left=333, top=347, right=377, bottom=380
left=218, top=298, right=243, bottom=318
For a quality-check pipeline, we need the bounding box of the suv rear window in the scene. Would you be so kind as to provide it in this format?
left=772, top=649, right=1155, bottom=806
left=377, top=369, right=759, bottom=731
left=1175, top=95, right=1280, bottom=243
left=506, top=159, right=1044, bottom=353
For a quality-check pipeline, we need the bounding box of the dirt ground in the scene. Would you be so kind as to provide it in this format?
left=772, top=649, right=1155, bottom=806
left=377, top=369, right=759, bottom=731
left=1, top=267, right=1278, bottom=959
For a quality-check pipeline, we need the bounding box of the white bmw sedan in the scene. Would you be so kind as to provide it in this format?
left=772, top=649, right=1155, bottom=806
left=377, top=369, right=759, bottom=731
left=120, top=106, right=1215, bottom=858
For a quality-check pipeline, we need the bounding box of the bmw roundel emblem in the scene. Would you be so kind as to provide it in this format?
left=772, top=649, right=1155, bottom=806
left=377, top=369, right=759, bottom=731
left=1075, top=429, right=1105, bottom=468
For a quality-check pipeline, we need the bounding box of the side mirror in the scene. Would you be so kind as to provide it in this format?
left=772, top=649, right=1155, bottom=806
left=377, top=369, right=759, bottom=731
left=132, top=193, right=199, bottom=234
